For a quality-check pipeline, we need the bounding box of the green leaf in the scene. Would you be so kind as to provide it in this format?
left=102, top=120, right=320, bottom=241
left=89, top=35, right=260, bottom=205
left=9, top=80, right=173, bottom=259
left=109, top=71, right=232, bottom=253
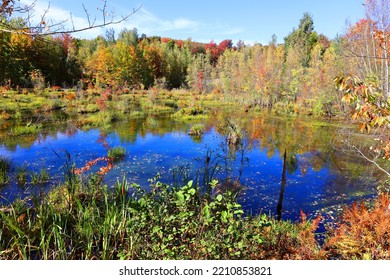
left=187, top=188, right=196, bottom=195
left=202, top=204, right=211, bottom=218
left=216, top=194, right=223, bottom=202
left=176, top=191, right=184, bottom=202
left=221, top=210, right=228, bottom=222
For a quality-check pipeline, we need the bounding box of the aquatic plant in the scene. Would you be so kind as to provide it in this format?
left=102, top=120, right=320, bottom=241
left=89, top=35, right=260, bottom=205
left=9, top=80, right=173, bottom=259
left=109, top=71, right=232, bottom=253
left=31, top=169, right=49, bottom=185
left=172, top=106, right=209, bottom=120
left=129, top=110, right=145, bottom=119
left=223, top=119, right=243, bottom=147
left=188, top=123, right=205, bottom=136
left=145, top=117, right=159, bottom=128
left=0, top=157, right=11, bottom=186
left=108, top=146, right=126, bottom=162
left=1, top=164, right=389, bottom=260
left=16, top=165, right=28, bottom=186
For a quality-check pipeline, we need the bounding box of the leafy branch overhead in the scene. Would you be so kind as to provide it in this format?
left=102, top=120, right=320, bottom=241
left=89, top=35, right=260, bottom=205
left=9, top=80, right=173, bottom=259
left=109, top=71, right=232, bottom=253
left=0, top=0, right=140, bottom=36
left=335, top=75, right=390, bottom=133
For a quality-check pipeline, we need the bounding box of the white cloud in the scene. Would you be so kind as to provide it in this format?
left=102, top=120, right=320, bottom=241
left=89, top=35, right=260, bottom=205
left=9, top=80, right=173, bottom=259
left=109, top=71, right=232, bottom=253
left=221, top=27, right=244, bottom=36
left=17, top=1, right=242, bottom=41
left=133, top=8, right=200, bottom=33
left=17, top=2, right=202, bottom=38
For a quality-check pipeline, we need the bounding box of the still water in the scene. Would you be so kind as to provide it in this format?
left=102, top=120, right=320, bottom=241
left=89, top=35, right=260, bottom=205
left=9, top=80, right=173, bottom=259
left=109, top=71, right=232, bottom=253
left=0, top=112, right=384, bottom=221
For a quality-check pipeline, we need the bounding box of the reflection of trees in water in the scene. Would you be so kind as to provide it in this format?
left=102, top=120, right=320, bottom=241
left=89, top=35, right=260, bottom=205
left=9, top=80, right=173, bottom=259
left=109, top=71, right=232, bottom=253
left=277, top=149, right=287, bottom=220
left=0, top=122, right=72, bottom=151
left=1, top=109, right=385, bottom=187
left=113, top=116, right=189, bottom=144
left=333, top=126, right=390, bottom=179
left=227, top=111, right=385, bottom=181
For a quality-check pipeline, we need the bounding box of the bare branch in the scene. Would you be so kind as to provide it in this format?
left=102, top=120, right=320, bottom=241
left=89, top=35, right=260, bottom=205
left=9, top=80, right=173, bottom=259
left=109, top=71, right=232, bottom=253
left=348, top=141, right=390, bottom=177
left=342, top=46, right=390, bottom=60
left=0, top=1, right=141, bottom=37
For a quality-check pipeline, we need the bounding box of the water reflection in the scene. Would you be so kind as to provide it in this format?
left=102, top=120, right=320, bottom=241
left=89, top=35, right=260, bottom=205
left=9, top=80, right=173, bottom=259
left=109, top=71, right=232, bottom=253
left=277, top=150, right=287, bottom=221
left=0, top=111, right=387, bottom=221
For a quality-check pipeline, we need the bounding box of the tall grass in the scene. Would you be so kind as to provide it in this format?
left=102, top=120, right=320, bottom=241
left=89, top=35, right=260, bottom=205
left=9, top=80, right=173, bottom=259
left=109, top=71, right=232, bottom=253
left=188, top=123, right=205, bottom=136
left=107, top=146, right=126, bottom=162
left=16, top=165, right=28, bottom=186
left=0, top=157, right=11, bottom=186
left=1, top=154, right=389, bottom=259
left=31, top=169, right=49, bottom=185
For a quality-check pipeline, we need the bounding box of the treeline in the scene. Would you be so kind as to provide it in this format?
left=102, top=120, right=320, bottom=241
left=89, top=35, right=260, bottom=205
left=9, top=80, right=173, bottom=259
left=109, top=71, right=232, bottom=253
left=1, top=5, right=389, bottom=114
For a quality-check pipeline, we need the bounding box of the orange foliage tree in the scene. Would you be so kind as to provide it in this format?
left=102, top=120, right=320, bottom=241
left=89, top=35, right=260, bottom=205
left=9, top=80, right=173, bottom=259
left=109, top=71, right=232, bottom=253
left=335, top=75, right=390, bottom=177
left=86, top=45, right=114, bottom=88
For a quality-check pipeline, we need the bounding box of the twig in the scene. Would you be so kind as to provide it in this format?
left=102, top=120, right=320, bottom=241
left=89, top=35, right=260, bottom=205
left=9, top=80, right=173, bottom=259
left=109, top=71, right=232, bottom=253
left=349, top=142, right=390, bottom=177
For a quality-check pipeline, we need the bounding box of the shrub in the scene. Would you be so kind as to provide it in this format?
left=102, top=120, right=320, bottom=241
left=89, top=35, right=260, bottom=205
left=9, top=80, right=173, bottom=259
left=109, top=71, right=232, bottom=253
left=323, top=193, right=390, bottom=260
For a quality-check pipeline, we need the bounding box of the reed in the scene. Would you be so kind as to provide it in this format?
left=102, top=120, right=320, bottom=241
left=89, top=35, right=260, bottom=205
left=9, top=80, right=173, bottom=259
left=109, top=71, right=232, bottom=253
left=0, top=157, right=11, bottom=186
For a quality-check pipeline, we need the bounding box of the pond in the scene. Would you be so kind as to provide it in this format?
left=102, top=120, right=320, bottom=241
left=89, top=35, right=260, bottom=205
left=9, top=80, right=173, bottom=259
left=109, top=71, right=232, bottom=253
left=0, top=111, right=385, bottom=221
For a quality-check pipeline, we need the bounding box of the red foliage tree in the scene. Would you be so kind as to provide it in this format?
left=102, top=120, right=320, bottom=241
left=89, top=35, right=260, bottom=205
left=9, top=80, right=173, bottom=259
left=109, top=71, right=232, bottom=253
left=205, top=39, right=232, bottom=64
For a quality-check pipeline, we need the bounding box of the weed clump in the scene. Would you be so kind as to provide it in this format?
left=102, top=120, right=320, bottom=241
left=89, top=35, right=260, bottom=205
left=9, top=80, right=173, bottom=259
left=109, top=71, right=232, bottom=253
left=189, top=124, right=205, bottom=136
left=0, top=157, right=11, bottom=186
left=108, top=146, right=126, bottom=162
left=323, top=193, right=390, bottom=260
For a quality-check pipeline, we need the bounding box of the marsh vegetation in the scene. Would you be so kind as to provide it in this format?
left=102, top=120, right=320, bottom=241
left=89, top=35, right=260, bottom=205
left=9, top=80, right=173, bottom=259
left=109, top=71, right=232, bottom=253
left=1, top=0, right=390, bottom=260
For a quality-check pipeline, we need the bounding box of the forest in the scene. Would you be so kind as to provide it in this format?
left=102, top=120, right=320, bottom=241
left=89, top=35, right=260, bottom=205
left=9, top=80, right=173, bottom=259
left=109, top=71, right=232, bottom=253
left=0, top=7, right=389, bottom=115
left=0, top=0, right=390, bottom=260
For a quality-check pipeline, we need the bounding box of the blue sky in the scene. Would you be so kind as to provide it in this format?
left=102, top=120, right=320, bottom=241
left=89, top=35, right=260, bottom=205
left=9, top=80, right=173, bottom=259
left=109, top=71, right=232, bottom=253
left=23, top=0, right=366, bottom=44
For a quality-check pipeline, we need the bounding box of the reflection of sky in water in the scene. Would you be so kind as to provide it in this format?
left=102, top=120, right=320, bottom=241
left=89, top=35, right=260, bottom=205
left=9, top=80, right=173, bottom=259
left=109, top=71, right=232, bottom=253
left=0, top=125, right=378, bottom=221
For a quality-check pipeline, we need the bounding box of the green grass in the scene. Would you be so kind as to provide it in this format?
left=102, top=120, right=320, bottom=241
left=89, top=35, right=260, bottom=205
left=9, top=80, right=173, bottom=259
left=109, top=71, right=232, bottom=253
left=188, top=123, right=205, bottom=136
left=0, top=157, right=11, bottom=186
left=11, top=124, right=42, bottom=136
left=16, top=165, right=28, bottom=186
left=172, top=107, right=209, bottom=121
left=31, top=169, right=49, bottom=185
left=0, top=176, right=271, bottom=260
left=0, top=162, right=389, bottom=260
left=107, top=146, right=126, bottom=162
left=129, top=110, right=145, bottom=119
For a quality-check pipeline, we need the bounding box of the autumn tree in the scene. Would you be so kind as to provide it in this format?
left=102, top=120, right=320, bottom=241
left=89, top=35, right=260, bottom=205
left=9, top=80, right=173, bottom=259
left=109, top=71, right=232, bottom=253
left=163, top=43, right=191, bottom=89
left=187, top=52, right=213, bottom=93
left=205, top=39, right=233, bottom=65
left=284, top=13, right=317, bottom=68
left=86, top=41, right=114, bottom=87
left=0, top=17, right=33, bottom=86
left=113, top=40, right=153, bottom=88
left=118, top=28, right=139, bottom=47
left=216, top=48, right=246, bottom=98
left=343, top=0, right=390, bottom=98
left=335, top=75, right=390, bottom=177
left=141, top=41, right=166, bottom=84
left=282, top=13, right=318, bottom=103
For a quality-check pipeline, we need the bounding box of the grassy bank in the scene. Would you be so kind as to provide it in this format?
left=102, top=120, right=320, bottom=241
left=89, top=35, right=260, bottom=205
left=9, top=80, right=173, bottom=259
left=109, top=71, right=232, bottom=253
left=0, top=87, right=337, bottom=129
